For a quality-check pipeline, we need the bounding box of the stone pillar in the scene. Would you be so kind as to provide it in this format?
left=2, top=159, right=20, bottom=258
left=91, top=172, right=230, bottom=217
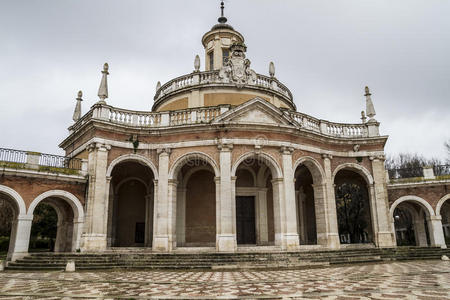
left=153, top=148, right=173, bottom=252
left=176, top=188, right=187, bottom=246
left=280, top=147, right=299, bottom=250
left=80, top=143, right=110, bottom=252
left=414, top=218, right=428, bottom=246
left=271, top=178, right=284, bottom=247
left=312, top=183, right=329, bottom=247
left=216, top=143, right=236, bottom=252
left=144, top=194, right=153, bottom=247
left=256, top=188, right=269, bottom=245
left=322, top=154, right=340, bottom=249
left=427, top=215, right=447, bottom=248
left=72, top=218, right=83, bottom=251
left=297, top=188, right=307, bottom=244
left=8, top=215, right=33, bottom=261
left=370, top=156, right=396, bottom=247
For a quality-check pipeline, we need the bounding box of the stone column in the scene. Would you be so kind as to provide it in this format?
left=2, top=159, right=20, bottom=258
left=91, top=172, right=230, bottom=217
left=256, top=188, right=269, bottom=245
left=271, top=178, right=284, bottom=247
left=370, top=156, right=396, bottom=247
left=297, top=188, right=307, bottom=244
left=280, top=147, right=299, bottom=250
left=153, top=148, right=173, bottom=252
left=176, top=187, right=187, bottom=246
left=144, top=194, right=153, bottom=247
left=322, top=154, right=340, bottom=249
left=71, top=218, right=84, bottom=251
left=8, top=214, right=33, bottom=261
left=80, top=143, right=111, bottom=252
left=216, top=143, right=236, bottom=252
left=413, top=218, right=428, bottom=246
left=427, top=215, right=447, bottom=248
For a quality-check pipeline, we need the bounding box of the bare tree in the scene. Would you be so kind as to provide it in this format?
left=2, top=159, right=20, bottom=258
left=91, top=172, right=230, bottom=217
left=385, top=153, right=443, bottom=178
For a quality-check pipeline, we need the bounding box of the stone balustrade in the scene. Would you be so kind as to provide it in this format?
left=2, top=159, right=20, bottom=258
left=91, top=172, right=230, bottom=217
left=154, top=70, right=293, bottom=104
left=71, top=104, right=380, bottom=139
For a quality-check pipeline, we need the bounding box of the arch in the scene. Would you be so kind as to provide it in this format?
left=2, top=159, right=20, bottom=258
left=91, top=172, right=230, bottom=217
left=106, top=154, right=158, bottom=179
left=232, top=152, right=282, bottom=178
left=293, top=156, right=325, bottom=185
left=27, top=190, right=84, bottom=222
left=0, top=185, right=26, bottom=216
left=332, top=163, right=374, bottom=185
left=389, top=195, right=435, bottom=220
left=436, top=194, right=450, bottom=217
left=116, top=177, right=151, bottom=193
left=169, top=152, right=220, bottom=180
left=182, top=165, right=217, bottom=188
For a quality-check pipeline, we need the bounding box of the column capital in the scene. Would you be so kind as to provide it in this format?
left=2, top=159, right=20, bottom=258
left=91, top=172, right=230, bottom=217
left=322, top=153, right=333, bottom=160
left=280, top=146, right=294, bottom=155
left=106, top=176, right=112, bottom=183
left=218, top=142, right=233, bottom=151
left=153, top=179, right=158, bottom=186
left=428, top=215, right=442, bottom=221
left=271, top=177, right=284, bottom=184
left=168, top=179, right=178, bottom=186
left=214, top=176, right=221, bottom=183
left=157, top=147, right=171, bottom=155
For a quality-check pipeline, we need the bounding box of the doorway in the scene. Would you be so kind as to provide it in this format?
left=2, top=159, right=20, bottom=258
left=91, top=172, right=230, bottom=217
left=236, top=196, right=256, bottom=244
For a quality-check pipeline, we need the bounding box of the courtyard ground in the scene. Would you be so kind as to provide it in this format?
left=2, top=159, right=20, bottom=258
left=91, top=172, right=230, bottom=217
left=0, top=260, right=449, bottom=299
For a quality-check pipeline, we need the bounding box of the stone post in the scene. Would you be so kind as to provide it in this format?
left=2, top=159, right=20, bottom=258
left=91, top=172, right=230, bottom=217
left=71, top=218, right=83, bottom=251
left=280, top=147, right=300, bottom=250
left=423, top=166, right=436, bottom=180
left=144, top=194, right=154, bottom=247
left=297, top=188, right=307, bottom=244
left=413, top=218, right=428, bottom=246
left=80, top=143, right=110, bottom=252
left=256, top=188, right=269, bottom=245
left=153, top=148, right=173, bottom=251
left=8, top=215, right=33, bottom=261
left=216, top=143, right=236, bottom=252
left=370, top=155, right=396, bottom=247
left=427, top=215, right=447, bottom=248
left=176, top=187, right=187, bottom=246
left=322, top=154, right=340, bottom=249
left=271, top=178, right=284, bottom=247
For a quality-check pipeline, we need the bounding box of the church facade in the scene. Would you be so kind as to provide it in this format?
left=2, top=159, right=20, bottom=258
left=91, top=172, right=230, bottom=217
left=1, top=6, right=449, bottom=261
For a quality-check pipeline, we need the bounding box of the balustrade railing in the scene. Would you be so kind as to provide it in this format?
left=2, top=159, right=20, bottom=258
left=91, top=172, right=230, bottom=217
left=0, top=148, right=81, bottom=171
left=388, top=167, right=424, bottom=179
left=0, top=148, right=27, bottom=164
left=154, top=70, right=294, bottom=103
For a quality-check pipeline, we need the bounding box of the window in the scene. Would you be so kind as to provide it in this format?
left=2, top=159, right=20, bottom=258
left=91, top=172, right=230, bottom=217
left=222, top=49, right=229, bottom=65
left=208, top=51, right=214, bottom=70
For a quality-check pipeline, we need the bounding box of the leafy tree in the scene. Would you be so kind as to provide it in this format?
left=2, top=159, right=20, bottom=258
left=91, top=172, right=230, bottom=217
left=335, top=183, right=369, bottom=243
left=30, top=203, right=57, bottom=251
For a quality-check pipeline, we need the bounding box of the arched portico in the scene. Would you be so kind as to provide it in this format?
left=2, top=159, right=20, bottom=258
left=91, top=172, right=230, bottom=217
left=27, top=190, right=84, bottom=253
left=436, top=194, right=450, bottom=246
left=390, top=196, right=446, bottom=248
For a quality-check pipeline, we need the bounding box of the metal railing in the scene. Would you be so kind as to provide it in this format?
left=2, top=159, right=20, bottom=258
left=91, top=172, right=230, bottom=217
left=433, top=165, right=450, bottom=176
left=388, top=167, right=424, bottom=179
left=0, top=148, right=27, bottom=164
left=0, top=148, right=82, bottom=171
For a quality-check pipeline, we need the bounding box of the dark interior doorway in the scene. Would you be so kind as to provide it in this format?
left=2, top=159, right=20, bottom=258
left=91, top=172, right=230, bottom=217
left=236, top=196, right=256, bottom=244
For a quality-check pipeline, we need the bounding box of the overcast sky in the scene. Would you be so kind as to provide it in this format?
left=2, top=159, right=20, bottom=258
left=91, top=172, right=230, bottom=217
left=0, top=0, right=449, bottom=160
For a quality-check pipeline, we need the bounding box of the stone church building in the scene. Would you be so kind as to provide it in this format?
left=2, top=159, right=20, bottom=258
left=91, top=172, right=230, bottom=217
left=1, top=4, right=449, bottom=261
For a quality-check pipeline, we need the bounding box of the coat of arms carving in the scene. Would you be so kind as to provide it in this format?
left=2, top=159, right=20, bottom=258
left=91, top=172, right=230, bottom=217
left=219, top=43, right=257, bottom=88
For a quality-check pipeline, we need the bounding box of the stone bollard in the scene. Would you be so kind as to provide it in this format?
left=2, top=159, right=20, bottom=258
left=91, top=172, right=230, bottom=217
left=442, top=255, right=449, bottom=261
left=0, top=260, right=5, bottom=271
left=65, top=260, right=76, bottom=272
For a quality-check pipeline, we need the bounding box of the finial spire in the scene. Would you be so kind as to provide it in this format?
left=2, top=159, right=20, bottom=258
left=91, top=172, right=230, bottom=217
left=72, top=90, right=83, bottom=122
left=194, top=55, right=200, bottom=72
left=97, top=63, right=109, bottom=104
left=218, top=1, right=227, bottom=24
left=269, top=62, right=275, bottom=78
left=364, top=86, right=377, bottom=122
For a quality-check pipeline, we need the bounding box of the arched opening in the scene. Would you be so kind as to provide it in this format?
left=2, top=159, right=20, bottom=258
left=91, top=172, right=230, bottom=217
left=108, top=160, right=155, bottom=247
left=294, top=165, right=317, bottom=245
left=29, top=198, right=75, bottom=252
left=392, top=200, right=432, bottom=247
left=334, top=169, right=373, bottom=244
left=175, top=157, right=216, bottom=247
left=234, top=155, right=277, bottom=246
left=441, top=200, right=450, bottom=246
left=0, top=192, right=19, bottom=259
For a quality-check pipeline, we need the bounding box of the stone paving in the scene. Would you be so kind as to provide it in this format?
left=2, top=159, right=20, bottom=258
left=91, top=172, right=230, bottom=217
left=0, top=260, right=449, bottom=299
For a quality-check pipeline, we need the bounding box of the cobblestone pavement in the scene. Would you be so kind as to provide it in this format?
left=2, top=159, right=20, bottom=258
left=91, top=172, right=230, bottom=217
left=0, top=260, right=449, bottom=299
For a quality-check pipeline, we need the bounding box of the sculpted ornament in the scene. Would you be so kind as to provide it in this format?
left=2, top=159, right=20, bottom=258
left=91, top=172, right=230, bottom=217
left=219, top=43, right=256, bottom=88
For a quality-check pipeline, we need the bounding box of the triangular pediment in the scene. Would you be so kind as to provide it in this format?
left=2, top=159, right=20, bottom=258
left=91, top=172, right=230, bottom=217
left=211, top=97, right=297, bottom=127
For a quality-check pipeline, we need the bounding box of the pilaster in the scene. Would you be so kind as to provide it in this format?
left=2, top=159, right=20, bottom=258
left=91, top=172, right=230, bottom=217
left=322, top=154, right=340, bottom=249
left=427, top=215, right=447, bottom=248
left=8, top=214, right=33, bottom=261
left=80, top=142, right=111, bottom=252
left=216, top=143, right=236, bottom=252
left=370, top=155, right=396, bottom=247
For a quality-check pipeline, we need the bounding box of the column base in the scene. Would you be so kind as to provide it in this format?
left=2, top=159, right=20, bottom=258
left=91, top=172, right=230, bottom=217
left=317, top=233, right=340, bottom=249
left=283, top=233, right=300, bottom=251
left=8, top=252, right=29, bottom=262
left=80, top=234, right=107, bottom=252
left=216, top=234, right=236, bottom=252
left=152, top=235, right=172, bottom=252
left=376, top=231, right=396, bottom=248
